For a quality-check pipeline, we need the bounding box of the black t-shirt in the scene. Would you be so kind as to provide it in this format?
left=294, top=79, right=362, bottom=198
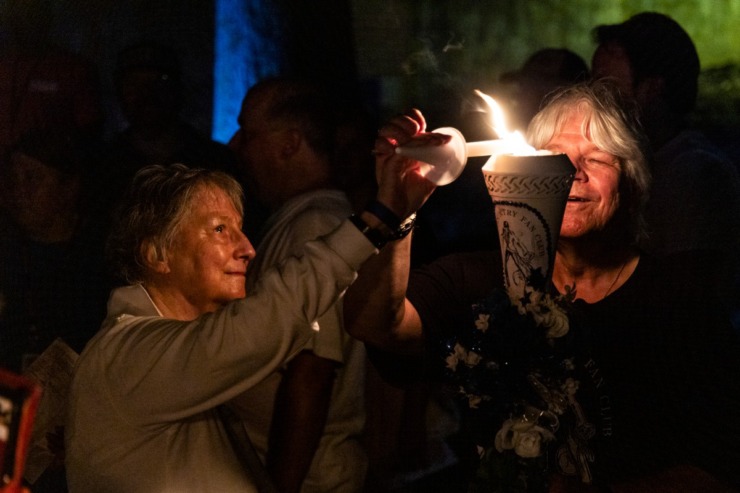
left=377, top=249, right=740, bottom=488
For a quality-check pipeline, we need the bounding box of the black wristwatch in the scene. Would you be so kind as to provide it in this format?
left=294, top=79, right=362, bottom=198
left=349, top=212, right=416, bottom=249
left=349, top=214, right=390, bottom=249
left=363, top=199, right=417, bottom=239
left=392, top=212, right=417, bottom=240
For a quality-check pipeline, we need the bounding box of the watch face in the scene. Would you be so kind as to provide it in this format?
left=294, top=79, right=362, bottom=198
left=393, top=213, right=417, bottom=240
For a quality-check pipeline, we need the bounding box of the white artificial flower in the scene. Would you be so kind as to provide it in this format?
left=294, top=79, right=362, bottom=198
left=457, top=387, right=483, bottom=409
left=453, top=342, right=467, bottom=360
left=450, top=343, right=483, bottom=368
left=494, top=416, right=556, bottom=458
left=468, top=393, right=482, bottom=409
left=465, top=349, right=482, bottom=367
left=543, top=308, right=570, bottom=338
left=525, top=293, right=570, bottom=338
left=475, top=313, right=491, bottom=332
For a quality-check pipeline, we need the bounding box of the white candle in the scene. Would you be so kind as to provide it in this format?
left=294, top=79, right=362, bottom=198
left=465, top=139, right=521, bottom=158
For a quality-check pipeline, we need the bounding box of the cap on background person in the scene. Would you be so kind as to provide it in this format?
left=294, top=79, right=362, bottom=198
left=500, top=48, right=589, bottom=87
left=498, top=48, right=589, bottom=130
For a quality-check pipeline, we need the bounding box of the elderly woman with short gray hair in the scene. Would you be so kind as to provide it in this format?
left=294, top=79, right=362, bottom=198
left=66, top=158, right=437, bottom=492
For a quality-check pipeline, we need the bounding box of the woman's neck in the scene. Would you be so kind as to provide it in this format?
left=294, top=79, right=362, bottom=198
left=553, top=238, right=640, bottom=303
left=142, top=283, right=212, bottom=321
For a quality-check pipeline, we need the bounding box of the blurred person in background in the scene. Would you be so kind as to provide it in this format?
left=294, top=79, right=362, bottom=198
left=0, top=0, right=103, bottom=172
left=499, top=48, right=589, bottom=132
left=99, top=41, right=239, bottom=218
left=0, top=127, right=111, bottom=373
left=592, top=12, right=740, bottom=279
left=227, top=77, right=370, bottom=493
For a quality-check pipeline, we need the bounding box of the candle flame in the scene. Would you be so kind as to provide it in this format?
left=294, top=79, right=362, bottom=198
left=474, top=89, right=534, bottom=154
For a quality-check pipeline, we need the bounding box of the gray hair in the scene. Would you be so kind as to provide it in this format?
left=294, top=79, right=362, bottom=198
left=106, top=164, right=244, bottom=284
left=527, top=80, right=651, bottom=246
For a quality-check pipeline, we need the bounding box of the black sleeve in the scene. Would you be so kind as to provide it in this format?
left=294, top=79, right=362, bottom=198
left=642, top=252, right=740, bottom=487
left=366, top=250, right=502, bottom=386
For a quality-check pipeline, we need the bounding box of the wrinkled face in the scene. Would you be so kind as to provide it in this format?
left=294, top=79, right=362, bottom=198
left=227, top=95, right=284, bottom=205
left=163, top=185, right=255, bottom=314
left=544, top=111, right=621, bottom=239
left=591, top=42, right=634, bottom=98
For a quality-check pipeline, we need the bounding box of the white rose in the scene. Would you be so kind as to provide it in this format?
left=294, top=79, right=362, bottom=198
left=494, top=417, right=555, bottom=458
left=512, top=425, right=543, bottom=458
left=494, top=418, right=516, bottom=452
left=543, top=307, right=569, bottom=338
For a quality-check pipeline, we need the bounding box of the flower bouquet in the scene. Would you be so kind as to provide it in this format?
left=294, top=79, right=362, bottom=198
left=439, top=153, right=597, bottom=491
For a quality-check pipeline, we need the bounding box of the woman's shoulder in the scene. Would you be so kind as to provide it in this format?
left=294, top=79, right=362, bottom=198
left=638, top=249, right=732, bottom=292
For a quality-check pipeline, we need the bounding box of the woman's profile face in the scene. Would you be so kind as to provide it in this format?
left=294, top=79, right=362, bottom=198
left=544, top=110, right=621, bottom=239
left=160, top=185, right=255, bottom=314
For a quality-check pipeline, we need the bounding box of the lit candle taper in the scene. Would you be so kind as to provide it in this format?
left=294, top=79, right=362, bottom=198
left=393, top=89, right=535, bottom=185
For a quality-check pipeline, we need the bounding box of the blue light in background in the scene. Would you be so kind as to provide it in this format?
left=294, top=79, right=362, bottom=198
left=212, top=0, right=282, bottom=143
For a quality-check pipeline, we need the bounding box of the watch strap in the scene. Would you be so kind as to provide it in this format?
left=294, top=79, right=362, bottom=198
left=349, top=214, right=390, bottom=249
left=364, top=199, right=402, bottom=231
